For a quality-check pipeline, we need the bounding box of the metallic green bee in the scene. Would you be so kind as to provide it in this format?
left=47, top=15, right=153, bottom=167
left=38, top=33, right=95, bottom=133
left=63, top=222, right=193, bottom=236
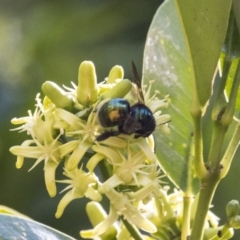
left=96, top=62, right=156, bottom=141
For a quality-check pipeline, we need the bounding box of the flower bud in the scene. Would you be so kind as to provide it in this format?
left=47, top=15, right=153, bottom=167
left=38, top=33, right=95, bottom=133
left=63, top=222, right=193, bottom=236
left=42, top=96, right=53, bottom=110
left=107, top=65, right=124, bottom=83
left=204, top=226, right=233, bottom=239
left=77, top=61, right=99, bottom=106
left=230, top=215, right=240, bottom=229
left=86, top=202, right=106, bottom=226
left=101, top=79, right=132, bottom=99
left=41, top=81, right=74, bottom=111
left=85, top=202, right=117, bottom=238
left=226, top=200, right=239, bottom=218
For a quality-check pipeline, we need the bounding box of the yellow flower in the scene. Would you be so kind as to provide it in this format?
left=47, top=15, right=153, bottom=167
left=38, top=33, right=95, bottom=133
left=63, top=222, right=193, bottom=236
left=92, top=188, right=157, bottom=237
left=9, top=61, right=172, bottom=239
left=55, top=166, right=102, bottom=218
left=57, top=108, right=99, bottom=170
left=96, top=143, right=156, bottom=190
left=144, top=80, right=171, bottom=133
left=11, top=94, right=57, bottom=141
left=9, top=133, right=62, bottom=197
left=10, top=94, right=62, bottom=197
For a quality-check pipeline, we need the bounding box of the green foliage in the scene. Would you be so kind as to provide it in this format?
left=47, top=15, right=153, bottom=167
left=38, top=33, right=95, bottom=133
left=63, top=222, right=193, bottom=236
left=143, top=0, right=231, bottom=193
left=177, top=0, right=231, bottom=108
left=3, top=0, right=240, bottom=239
left=0, top=1, right=161, bottom=239
left=143, top=0, right=198, bottom=193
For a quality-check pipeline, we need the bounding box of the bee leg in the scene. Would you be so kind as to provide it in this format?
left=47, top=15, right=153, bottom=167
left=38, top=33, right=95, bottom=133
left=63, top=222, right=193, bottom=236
left=134, top=131, right=151, bottom=139
left=96, top=131, right=120, bottom=141
left=134, top=134, right=141, bottom=139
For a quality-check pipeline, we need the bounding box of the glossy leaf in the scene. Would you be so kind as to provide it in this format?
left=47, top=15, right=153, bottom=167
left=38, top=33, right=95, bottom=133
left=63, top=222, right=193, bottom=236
left=225, top=59, right=240, bottom=112
left=0, top=214, right=76, bottom=240
left=233, top=0, right=240, bottom=34
left=222, top=10, right=240, bottom=113
left=177, top=0, right=231, bottom=107
left=143, top=0, right=231, bottom=193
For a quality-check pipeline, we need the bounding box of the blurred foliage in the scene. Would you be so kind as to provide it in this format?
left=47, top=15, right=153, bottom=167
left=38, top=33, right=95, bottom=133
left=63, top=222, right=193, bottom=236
left=0, top=0, right=164, bottom=239
left=1, top=0, right=240, bottom=240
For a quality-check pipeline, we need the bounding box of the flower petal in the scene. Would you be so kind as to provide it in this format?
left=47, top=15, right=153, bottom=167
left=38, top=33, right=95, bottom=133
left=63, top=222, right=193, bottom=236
left=55, top=189, right=84, bottom=218
left=92, top=145, right=121, bottom=164
left=99, top=175, right=123, bottom=194
left=95, top=137, right=127, bottom=148
left=55, top=108, right=84, bottom=131
left=93, top=206, right=118, bottom=236
left=86, top=153, right=105, bottom=172
left=134, top=138, right=158, bottom=163
left=66, top=141, right=92, bottom=170
left=9, top=139, right=41, bottom=159
left=44, top=160, right=60, bottom=197
left=124, top=208, right=157, bottom=233
left=84, top=186, right=102, bottom=202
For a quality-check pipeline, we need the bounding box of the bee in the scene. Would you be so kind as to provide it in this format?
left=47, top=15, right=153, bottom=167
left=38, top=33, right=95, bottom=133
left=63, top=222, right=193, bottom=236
left=96, top=62, right=156, bottom=141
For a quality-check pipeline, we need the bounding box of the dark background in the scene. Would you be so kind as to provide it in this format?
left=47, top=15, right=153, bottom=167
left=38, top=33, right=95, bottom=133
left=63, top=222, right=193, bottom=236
left=0, top=0, right=240, bottom=239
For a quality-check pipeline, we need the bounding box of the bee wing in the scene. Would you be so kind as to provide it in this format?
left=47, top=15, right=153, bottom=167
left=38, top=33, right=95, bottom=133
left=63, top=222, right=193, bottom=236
left=131, top=61, right=145, bottom=104
left=122, top=114, right=142, bottom=134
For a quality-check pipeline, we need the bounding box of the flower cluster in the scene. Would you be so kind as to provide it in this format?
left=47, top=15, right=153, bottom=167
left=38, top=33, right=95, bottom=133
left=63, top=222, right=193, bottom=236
left=9, top=61, right=173, bottom=238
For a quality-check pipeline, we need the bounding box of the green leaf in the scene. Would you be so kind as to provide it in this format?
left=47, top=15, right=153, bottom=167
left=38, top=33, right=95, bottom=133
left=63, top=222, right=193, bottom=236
left=222, top=9, right=240, bottom=113
left=0, top=213, right=76, bottom=240
left=225, top=58, right=240, bottom=111
left=143, top=0, right=231, bottom=193
left=143, top=0, right=198, bottom=193
left=233, top=0, right=240, bottom=34
left=177, top=0, right=231, bottom=107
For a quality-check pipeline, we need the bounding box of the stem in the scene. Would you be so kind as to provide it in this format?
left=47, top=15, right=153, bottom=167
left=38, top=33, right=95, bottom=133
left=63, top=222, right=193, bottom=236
left=190, top=10, right=240, bottom=239
left=155, top=192, right=175, bottom=219
left=191, top=122, right=226, bottom=239
left=120, top=216, right=144, bottom=240
left=181, top=194, right=194, bottom=240
left=211, top=61, right=230, bottom=123
left=190, top=69, right=240, bottom=238
left=209, top=225, right=232, bottom=240
left=192, top=111, right=208, bottom=179
left=221, top=59, right=240, bottom=127
left=190, top=174, right=220, bottom=240
left=221, top=122, right=240, bottom=178
left=190, top=95, right=228, bottom=239
left=208, top=124, right=228, bottom=168
left=181, top=134, right=195, bottom=239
